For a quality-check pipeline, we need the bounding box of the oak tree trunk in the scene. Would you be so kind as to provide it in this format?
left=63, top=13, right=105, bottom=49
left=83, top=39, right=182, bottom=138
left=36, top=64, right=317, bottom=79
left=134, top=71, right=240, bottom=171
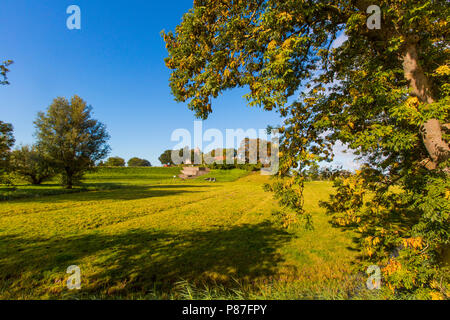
left=402, top=40, right=449, bottom=170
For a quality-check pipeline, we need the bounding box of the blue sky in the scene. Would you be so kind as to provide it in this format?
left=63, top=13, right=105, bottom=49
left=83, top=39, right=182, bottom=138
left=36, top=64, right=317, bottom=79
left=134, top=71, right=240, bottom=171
left=0, top=0, right=358, bottom=169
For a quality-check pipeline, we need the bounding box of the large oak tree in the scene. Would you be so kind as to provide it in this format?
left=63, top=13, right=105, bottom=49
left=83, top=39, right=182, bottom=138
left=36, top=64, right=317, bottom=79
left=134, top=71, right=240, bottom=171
left=164, top=0, right=449, bottom=298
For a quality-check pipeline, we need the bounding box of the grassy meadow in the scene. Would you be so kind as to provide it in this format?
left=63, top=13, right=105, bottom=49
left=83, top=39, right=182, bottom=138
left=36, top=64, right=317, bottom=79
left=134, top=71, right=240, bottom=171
left=0, top=167, right=372, bottom=299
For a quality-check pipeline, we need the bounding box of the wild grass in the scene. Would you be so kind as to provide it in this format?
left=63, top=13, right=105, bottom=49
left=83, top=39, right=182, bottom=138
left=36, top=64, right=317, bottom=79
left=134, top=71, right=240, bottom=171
left=0, top=168, right=368, bottom=299
left=193, top=168, right=249, bottom=182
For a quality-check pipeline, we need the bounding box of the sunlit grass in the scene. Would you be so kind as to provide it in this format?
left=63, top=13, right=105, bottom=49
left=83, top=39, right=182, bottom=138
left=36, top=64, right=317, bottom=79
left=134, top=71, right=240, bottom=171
left=0, top=168, right=363, bottom=299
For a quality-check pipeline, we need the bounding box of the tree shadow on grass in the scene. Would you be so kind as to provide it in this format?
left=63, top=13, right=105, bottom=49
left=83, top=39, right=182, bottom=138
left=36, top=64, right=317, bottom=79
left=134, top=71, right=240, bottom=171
left=3, top=184, right=218, bottom=204
left=0, top=222, right=291, bottom=298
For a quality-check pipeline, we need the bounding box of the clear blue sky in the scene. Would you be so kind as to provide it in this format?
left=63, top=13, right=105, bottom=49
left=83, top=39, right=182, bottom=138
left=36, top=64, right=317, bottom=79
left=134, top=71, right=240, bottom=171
left=0, top=0, right=357, bottom=169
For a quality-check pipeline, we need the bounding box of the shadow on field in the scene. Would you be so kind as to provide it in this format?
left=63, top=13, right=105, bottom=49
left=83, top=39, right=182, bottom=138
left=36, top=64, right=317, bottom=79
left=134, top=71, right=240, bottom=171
left=5, top=184, right=217, bottom=204
left=0, top=222, right=291, bottom=298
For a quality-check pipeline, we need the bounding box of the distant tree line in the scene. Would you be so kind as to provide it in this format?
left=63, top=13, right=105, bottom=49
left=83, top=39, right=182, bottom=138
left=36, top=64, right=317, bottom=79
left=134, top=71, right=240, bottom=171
left=99, top=157, right=151, bottom=167
left=303, top=164, right=351, bottom=181
left=158, top=138, right=274, bottom=172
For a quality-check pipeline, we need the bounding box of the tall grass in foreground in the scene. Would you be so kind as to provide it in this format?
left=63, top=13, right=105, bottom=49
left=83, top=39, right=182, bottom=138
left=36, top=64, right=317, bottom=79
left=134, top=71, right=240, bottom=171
left=52, top=278, right=383, bottom=300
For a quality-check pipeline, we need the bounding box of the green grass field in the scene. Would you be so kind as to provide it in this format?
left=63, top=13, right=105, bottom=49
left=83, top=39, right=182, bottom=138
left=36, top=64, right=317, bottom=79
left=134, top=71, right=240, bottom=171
left=0, top=167, right=371, bottom=299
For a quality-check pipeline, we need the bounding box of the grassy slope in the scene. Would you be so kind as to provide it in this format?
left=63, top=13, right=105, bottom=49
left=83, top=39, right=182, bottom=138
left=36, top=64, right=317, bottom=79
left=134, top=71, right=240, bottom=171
left=0, top=167, right=248, bottom=201
left=0, top=168, right=362, bottom=299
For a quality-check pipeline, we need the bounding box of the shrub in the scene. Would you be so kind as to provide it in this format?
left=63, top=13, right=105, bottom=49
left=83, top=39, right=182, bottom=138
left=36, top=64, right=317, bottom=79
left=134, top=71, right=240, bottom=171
left=104, top=157, right=126, bottom=167
left=127, top=157, right=151, bottom=167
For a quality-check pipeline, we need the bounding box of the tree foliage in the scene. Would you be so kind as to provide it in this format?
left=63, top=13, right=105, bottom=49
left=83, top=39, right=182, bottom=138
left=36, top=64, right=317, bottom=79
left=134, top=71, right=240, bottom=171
left=0, top=121, right=15, bottom=175
left=159, top=150, right=175, bottom=165
left=0, top=60, right=13, bottom=85
left=34, top=96, right=110, bottom=188
left=127, top=157, right=151, bottom=167
left=1, top=58, right=15, bottom=183
left=0, top=121, right=15, bottom=184
left=10, top=145, right=55, bottom=185
left=104, top=156, right=126, bottom=167
left=165, top=0, right=449, bottom=298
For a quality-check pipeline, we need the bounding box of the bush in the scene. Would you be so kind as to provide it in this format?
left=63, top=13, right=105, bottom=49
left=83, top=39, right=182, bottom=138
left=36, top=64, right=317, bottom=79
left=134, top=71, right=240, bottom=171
left=104, top=157, right=126, bottom=167
left=127, top=157, right=151, bottom=167
left=237, top=162, right=262, bottom=172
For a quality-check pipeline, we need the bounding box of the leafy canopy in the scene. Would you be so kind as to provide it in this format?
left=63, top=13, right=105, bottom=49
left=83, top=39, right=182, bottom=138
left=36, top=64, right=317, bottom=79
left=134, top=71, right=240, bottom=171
left=34, top=95, right=110, bottom=188
left=127, top=157, right=152, bottom=167
left=0, top=60, right=13, bottom=85
left=0, top=121, right=15, bottom=172
left=164, top=0, right=449, bottom=298
left=105, top=156, right=126, bottom=167
left=159, top=150, right=175, bottom=165
left=10, top=145, right=55, bottom=185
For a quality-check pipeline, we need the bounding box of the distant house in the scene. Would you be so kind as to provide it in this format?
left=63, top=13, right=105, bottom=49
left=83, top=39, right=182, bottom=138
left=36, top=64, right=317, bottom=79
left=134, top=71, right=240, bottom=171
left=179, top=166, right=210, bottom=180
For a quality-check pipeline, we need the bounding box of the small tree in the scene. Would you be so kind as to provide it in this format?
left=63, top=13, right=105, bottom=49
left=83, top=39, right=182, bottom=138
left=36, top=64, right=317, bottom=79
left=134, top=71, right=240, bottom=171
left=10, top=145, right=55, bottom=185
left=305, top=164, right=320, bottom=181
left=104, top=156, right=126, bottom=167
left=34, top=95, right=110, bottom=189
left=158, top=150, right=174, bottom=166
left=127, top=157, right=151, bottom=167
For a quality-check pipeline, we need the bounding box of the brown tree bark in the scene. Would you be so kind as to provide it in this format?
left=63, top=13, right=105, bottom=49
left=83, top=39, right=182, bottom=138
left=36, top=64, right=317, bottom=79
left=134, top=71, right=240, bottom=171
left=402, top=40, right=449, bottom=170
